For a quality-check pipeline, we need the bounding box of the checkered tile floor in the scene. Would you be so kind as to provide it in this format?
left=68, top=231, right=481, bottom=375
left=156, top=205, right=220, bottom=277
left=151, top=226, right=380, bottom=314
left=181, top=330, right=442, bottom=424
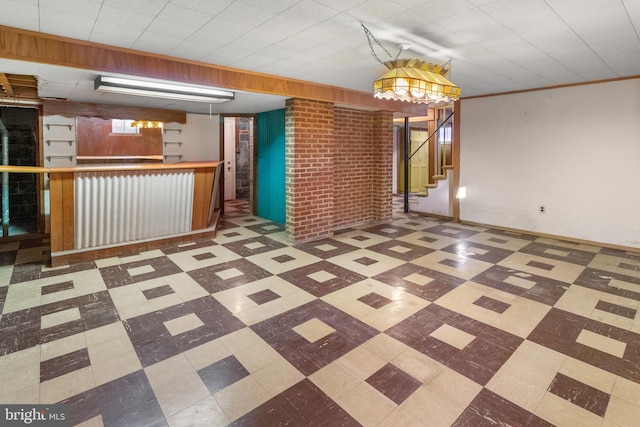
left=1, top=197, right=640, bottom=426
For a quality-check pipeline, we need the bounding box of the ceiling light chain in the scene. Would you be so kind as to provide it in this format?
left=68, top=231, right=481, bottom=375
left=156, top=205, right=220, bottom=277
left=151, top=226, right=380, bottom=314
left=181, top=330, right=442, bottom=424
left=360, top=22, right=403, bottom=64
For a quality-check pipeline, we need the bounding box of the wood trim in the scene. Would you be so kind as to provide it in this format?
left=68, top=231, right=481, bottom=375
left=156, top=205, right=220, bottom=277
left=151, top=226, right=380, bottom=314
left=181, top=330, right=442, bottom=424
left=62, top=172, right=74, bottom=250
left=191, top=167, right=215, bottom=230
left=452, top=100, right=461, bottom=222
left=461, top=75, right=640, bottom=100
left=0, top=161, right=220, bottom=174
left=0, top=25, right=425, bottom=115
left=43, top=99, right=186, bottom=123
left=49, top=173, right=64, bottom=252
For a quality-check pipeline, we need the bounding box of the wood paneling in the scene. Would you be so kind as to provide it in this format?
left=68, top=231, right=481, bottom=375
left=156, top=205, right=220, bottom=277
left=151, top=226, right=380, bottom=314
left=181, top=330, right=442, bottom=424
left=49, top=172, right=74, bottom=251
left=1, top=25, right=425, bottom=115
left=62, top=172, right=74, bottom=250
left=192, top=167, right=215, bottom=230
left=43, top=99, right=186, bottom=123
left=76, top=116, right=163, bottom=157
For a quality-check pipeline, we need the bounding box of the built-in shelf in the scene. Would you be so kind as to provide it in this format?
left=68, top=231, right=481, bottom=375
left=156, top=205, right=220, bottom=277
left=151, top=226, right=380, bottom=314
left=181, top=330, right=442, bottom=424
left=163, top=141, right=183, bottom=146
left=76, top=155, right=164, bottom=161
left=46, top=139, right=74, bottom=146
left=164, top=154, right=183, bottom=159
left=46, top=123, right=74, bottom=130
left=46, top=155, right=74, bottom=161
left=163, top=128, right=182, bottom=134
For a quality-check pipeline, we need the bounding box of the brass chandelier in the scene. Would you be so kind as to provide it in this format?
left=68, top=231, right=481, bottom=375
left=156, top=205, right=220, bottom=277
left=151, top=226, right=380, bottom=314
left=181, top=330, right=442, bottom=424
left=362, top=24, right=460, bottom=104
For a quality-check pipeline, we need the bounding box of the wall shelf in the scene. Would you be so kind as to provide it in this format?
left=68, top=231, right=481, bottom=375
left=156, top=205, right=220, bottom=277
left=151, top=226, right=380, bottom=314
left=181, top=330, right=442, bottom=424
left=163, top=128, right=182, bottom=134
left=45, top=123, right=74, bottom=131
left=163, top=141, right=183, bottom=146
left=164, top=154, right=183, bottom=160
left=46, top=139, right=74, bottom=146
left=46, top=155, right=74, bottom=161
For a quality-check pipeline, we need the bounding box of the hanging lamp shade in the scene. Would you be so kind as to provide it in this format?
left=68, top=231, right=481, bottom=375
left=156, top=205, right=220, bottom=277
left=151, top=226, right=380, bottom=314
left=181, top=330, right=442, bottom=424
left=373, top=59, right=460, bottom=104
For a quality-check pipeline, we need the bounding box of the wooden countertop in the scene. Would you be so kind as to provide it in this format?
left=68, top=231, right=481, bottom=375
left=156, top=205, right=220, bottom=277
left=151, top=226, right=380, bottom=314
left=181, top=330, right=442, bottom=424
left=0, top=161, right=222, bottom=174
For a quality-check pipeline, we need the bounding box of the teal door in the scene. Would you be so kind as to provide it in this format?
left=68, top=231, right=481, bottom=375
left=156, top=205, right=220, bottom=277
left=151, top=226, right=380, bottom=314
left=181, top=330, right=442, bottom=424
left=256, top=109, right=285, bottom=224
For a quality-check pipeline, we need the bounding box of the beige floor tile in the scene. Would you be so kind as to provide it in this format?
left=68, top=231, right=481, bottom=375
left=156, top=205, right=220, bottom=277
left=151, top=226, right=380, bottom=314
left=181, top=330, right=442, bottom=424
left=576, top=329, right=626, bottom=358
left=336, top=382, right=397, bottom=427
left=91, top=350, right=142, bottom=386
left=245, top=247, right=321, bottom=275
left=75, top=415, right=104, bottom=427
left=309, top=362, right=362, bottom=400
left=40, top=307, right=81, bottom=329
left=163, top=313, right=205, bottom=336
left=0, top=345, right=40, bottom=369
left=515, top=340, right=566, bottom=372
left=391, top=347, right=442, bottom=383
left=41, top=333, right=87, bottom=361
left=87, top=335, right=135, bottom=363
left=397, top=231, right=458, bottom=250
left=535, top=392, right=603, bottom=427
left=0, top=384, right=40, bottom=404
left=213, top=376, right=270, bottom=422
left=332, top=230, right=393, bottom=248
left=292, top=318, right=336, bottom=343
left=252, top=358, right=305, bottom=397
left=0, top=362, right=40, bottom=397
left=337, top=345, right=387, bottom=380
left=145, top=355, right=210, bottom=418
left=40, top=366, right=95, bottom=404
left=605, top=395, right=640, bottom=427
left=611, top=376, right=640, bottom=405
left=554, top=285, right=603, bottom=317
left=487, top=370, right=547, bottom=412
left=363, top=333, right=408, bottom=362
left=430, top=324, right=476, bottom=350
left=327, top=249, right=406, bottom=277
left=233, top=339, right=281, bottom=373
left=428, top=367, right=483, bottom=410
left=84, top=322, right=127, bottom=347
left=219, top=327, right=267, bottom=354
left=377, top=407, right=426, bottom=427
left=401, top=385, right=465, bottom=427
left=184, top=339, right=232, bottom=371
left=589, top=254, right=640, bottom=279
left=167, top=396, right=229, bottom=427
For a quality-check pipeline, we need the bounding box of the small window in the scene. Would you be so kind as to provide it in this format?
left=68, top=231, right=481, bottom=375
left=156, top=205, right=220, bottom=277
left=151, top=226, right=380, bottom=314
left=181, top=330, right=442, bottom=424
left=111, top=119, right=139, bottom=135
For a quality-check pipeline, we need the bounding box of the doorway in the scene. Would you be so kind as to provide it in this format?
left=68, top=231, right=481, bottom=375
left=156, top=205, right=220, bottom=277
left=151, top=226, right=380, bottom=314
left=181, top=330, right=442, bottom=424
left=222, top=115, right=254, bottom=209
left=0, top=106, right=39, bottom=237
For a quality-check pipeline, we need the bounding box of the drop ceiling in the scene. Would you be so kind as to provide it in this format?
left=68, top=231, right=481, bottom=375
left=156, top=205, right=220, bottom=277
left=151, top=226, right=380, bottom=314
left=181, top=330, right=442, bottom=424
left=0, top=0, right=638, bottom=114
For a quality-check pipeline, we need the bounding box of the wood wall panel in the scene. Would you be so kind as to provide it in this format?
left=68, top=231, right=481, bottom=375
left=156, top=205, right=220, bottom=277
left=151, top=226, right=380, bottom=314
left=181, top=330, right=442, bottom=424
left=76, top=116, right=163, bottom=157
left=191, top=167, right=215, bottom=230
left=43, top=99, right=186, bottom=123
left=0, top=25, right=425, bottom=115
left=49, top=173, right=64, bottom=252
left=62, top=172, right=74, bottom=250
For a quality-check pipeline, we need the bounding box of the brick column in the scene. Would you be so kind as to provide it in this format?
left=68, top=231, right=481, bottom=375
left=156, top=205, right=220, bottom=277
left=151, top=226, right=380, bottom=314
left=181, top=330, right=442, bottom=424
left=285, top=98, right=335, bottom=242
left=371, top=110, right=394, bottom=221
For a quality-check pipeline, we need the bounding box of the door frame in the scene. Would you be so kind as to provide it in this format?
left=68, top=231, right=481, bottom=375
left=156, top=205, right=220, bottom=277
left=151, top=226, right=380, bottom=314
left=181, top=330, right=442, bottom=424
left=219, top=113, right=256, bottom=215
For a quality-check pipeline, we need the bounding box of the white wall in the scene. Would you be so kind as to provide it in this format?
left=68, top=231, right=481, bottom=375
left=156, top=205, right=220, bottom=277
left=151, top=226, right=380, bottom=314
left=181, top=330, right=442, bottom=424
left=459, top=78, right=640, bottom=249
left=164, top=113, right=220, bottom=162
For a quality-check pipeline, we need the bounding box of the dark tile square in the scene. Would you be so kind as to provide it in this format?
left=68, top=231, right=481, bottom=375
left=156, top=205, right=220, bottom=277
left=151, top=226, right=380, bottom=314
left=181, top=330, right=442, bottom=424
left=161, top=239, right=216, bottom=255
left=526, top=260, right=555, bottom=271
left=548, top=372, right=610, bottom=416
left=222, top=231, right=241, bottom=238
left=273, top=379, right=336, bottom=425
left=374, top=263, right=465, bottom=302
left=595, top=300, right=636, bottom=320
left=294, top=239, right=359, bottom=259
left=245, top=221, right=286, bottom=235
left=247, top=289, right=281, bottom=305
left=273, top=254, right=295, bottom=264
left=193, top=252, right=216, bottom=261
left=575, top=268, right=640, bottom=301
left=351, top=235, right=370, bottom=242
left=440, top=258, right=463, bottom=268
left=423, top=224, right=479, bottom=239
left=473, top=296, right=511, bottom=314
left=365, top=363, right=421, bottom=404
left=361, top=224, right=415, bottom=238
left=40, top=348, right=91, bottom=382
left=354, top=256, right=377, bottom=266
left=520, top=242, right=597, bottom=266
left=198, top=355, right=250, bottom=394
left=98, top=256, right=182, bottom=289
left=142, top=285, right=175, bottom=300
left=358, top=292, right=393, bottom=309
left=41, top=280, right=74, bottom=295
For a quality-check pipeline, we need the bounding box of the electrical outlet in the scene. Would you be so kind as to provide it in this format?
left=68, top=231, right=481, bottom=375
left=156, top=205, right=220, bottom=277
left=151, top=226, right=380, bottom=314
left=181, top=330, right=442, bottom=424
left=539, top=205, right=545, bottom=213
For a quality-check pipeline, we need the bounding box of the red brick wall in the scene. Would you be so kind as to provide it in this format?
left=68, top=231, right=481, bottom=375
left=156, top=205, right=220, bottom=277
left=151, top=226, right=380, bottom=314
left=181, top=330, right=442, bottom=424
left=286, top=99, right=394, bottom=242
left=285, top=98, right=335, bottom=242
left=333, top=107, right=375, bottom=229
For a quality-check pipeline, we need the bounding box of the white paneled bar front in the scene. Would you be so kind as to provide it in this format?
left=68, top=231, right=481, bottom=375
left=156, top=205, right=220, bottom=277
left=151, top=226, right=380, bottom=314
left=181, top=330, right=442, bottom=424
left=40, top=161, right=221, bottom=266
left=74, top=169, right=194, bottom=249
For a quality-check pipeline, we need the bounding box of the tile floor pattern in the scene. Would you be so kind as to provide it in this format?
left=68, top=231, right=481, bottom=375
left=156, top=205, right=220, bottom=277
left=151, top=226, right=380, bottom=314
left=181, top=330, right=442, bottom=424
left=1, top=198, right=640, bottom=426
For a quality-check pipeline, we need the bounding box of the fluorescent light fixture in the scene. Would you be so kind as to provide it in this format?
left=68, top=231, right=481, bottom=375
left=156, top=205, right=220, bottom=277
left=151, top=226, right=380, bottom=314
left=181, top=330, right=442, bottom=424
left=95, top=76, right=234, bottom=103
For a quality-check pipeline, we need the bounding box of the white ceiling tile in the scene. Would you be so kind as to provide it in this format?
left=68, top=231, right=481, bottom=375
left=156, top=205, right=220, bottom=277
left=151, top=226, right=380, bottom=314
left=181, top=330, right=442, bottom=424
left=168, top=0, right=234, bottom=15
left=411, top=0, right=478, bottom=22
left=131, top=31, right=184, bottom=55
